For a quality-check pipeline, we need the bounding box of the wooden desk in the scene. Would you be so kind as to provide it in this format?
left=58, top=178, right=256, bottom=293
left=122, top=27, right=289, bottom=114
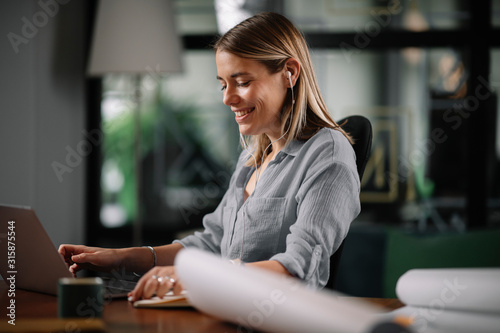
left=0, top=284, right=403, bottom=332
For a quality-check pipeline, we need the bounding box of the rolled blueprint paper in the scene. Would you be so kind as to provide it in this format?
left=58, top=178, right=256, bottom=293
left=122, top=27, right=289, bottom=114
left=396, top=268, right=500, bottom=314
left=175, top=248, right=410, bottom=333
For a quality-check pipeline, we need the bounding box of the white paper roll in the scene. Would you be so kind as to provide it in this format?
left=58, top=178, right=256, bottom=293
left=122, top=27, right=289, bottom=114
left=395, top=268, right=500, bottom=314
left=175, top=248, right=393, bottom=333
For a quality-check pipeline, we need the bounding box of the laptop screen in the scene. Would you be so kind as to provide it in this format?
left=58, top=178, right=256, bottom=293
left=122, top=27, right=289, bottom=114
left=0, top=204, right=73, bottom=295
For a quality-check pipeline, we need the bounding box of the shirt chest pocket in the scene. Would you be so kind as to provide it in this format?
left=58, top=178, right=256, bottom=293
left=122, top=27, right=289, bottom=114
left=237, top=197, right=287, bottom=260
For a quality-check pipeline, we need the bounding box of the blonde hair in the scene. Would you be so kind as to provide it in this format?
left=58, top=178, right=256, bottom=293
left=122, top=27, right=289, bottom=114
left=214, top=12, right=352, bottom=165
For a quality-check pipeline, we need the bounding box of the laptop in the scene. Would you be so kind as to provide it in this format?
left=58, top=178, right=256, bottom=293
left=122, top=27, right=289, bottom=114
left=0, top=204, right=136, bottom=298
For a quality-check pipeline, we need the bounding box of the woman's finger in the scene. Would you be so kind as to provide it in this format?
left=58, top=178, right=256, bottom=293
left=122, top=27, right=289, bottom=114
left=156, top=275, right=176, bottom=297
left=69, top=263, right=83, bottom=276
left=128, top=273, right=148, bottom=301
left=172, top=279, right=183, bottom=296
left=142, top=274, right=160, bottom=299
left=128, top=267, right=179, bottom=301
left=129, top=269, right=158, bottom=301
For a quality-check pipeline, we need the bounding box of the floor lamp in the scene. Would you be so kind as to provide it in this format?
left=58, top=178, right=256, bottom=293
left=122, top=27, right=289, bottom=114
left=87, top=0, right=183, bottom=246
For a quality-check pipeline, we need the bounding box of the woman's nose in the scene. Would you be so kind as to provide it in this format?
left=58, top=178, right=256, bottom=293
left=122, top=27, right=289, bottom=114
left=223, top=85, right=240, bottom=106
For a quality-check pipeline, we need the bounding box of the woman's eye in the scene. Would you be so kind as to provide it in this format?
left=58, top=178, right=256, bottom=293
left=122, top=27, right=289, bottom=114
left=237, top=81, right=250, bottom=87
left=220, top=81, right=249, bottom=91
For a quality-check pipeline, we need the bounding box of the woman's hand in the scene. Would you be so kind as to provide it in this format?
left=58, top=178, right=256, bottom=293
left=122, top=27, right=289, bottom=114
left=58, top=244, right=123, bottom=277
left=128, top=265, right=183, bottom=301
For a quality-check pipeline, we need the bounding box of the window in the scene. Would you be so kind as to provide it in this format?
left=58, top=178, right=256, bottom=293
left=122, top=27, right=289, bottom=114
left=96, top=52, right=238, bottom=245
left=288, top=0, right=469, bottom=32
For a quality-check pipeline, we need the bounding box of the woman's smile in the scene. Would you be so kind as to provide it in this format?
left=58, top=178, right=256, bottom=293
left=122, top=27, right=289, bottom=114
left=234, top=107, right=255, bottom=121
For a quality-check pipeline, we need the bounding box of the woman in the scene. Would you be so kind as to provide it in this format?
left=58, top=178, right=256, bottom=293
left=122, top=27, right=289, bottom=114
left=59, top=12, right=360, bottom=301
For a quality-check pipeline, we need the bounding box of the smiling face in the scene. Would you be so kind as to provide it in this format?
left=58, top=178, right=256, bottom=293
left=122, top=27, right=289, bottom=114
left=216, top=51, right=288, bottom=141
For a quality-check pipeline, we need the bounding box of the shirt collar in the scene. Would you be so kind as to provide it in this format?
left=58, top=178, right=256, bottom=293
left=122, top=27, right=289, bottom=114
left=280, top=139, right=304, bottom=157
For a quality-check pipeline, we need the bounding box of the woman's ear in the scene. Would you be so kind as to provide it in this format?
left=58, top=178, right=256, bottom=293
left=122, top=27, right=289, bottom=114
left=284, top=58, right=300, bottom=87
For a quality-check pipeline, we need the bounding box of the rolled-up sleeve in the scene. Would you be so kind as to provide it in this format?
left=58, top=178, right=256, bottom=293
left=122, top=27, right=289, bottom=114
left=270, top=137, right=360, bottom=288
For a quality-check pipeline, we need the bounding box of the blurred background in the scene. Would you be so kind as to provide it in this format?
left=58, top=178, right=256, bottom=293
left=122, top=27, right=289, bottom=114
left=1, top=0, right=500, bottom=298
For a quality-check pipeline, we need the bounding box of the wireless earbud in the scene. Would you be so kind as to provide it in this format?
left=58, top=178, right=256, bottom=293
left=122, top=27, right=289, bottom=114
left=286, top=70, right=295, bottom=106
left=286, top=70, right=294, bottom=90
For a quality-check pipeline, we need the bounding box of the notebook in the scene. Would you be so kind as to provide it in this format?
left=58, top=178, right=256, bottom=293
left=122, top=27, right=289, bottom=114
left=0, top=204, right=136, bottom=298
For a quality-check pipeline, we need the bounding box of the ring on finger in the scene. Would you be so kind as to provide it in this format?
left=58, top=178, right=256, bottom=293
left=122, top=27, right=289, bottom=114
left=163, top=276, right=176, bottom=293
left=157, top=275, right=175, bottom=285
left=164, top=276, right=176, bottom=285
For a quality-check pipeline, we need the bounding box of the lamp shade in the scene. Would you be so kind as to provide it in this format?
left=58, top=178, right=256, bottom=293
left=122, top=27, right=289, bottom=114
left=88, top=0, right=182, bottom=76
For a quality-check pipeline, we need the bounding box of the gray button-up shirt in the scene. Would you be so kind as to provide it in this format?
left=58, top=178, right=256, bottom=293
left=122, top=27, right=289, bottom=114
left=175, top=127, right=360, bottom=288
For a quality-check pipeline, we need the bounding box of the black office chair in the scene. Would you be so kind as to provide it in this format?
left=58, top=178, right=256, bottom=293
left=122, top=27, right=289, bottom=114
left=324, top=115, right=373, bottom=290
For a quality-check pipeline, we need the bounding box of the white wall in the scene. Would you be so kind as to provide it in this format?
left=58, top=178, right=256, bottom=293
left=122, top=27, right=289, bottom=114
left=0, top=0, right=87, bottom=247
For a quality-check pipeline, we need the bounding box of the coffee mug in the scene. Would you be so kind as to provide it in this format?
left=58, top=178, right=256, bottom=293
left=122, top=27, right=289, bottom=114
left=58, top=277, right=105, bottom=318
